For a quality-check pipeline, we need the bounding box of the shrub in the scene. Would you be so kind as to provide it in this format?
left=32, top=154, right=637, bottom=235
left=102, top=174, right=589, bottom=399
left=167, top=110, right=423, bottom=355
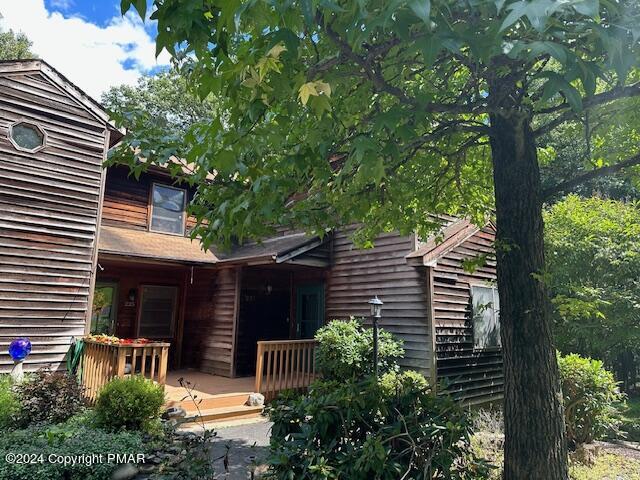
left=0, top=420, right=145, bottom=480
left=558, top=353, right=625, bottom=446
left=314, top=318, right=404, bottom=380
left=13, top=370, right=84, bottom=427
left=379, top=369, right=431, bottom=397
left=0, top=375, right=18, bottom=429
left=265, top=372, right=490, bottom=480
left=95, top=376, right=165, bottom=431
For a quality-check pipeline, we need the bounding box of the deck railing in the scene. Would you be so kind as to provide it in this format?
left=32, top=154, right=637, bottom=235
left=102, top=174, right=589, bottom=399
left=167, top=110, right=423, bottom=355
left=255, top=339, right=318, bottom=401
left=81, top=339, right=170, bottom=403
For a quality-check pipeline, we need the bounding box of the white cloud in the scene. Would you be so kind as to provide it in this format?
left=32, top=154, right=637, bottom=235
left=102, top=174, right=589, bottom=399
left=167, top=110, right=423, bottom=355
left=49, top=0, right=74, bottom=11
left=0, top=0, right=170, bottom=99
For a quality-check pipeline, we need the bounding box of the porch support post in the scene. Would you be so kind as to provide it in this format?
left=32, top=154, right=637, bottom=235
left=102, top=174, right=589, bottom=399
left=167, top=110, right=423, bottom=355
left=255, top=341, right=264, bottom=393
left=229, top=266, right=242, bottom=377
left=174, top=268, right=189, bottom=368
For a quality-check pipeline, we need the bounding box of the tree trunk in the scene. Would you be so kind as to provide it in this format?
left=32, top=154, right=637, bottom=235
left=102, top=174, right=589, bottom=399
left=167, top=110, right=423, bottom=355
left=488, top=94, right=569, bottom=479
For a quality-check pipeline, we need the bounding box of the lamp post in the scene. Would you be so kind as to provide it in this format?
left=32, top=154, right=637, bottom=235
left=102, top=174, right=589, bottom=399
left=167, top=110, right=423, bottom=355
left=368, top=296, right=383, bottom=379
left=8, top=337, right=31, bottom=383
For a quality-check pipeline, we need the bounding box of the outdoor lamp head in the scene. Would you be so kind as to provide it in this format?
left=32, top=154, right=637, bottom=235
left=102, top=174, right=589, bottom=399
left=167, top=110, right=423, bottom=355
left=9, top=338, right=31, bottom=361
left=368, top=296, right=383, bottom=318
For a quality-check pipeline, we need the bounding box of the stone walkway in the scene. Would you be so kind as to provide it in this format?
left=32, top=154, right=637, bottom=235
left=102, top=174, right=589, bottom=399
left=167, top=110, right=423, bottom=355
left=209, top=420, right=272, bottom=480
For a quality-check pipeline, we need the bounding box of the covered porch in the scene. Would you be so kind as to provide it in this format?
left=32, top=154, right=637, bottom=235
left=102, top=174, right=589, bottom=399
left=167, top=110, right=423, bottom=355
left=91, top=229, right=329, bottom=408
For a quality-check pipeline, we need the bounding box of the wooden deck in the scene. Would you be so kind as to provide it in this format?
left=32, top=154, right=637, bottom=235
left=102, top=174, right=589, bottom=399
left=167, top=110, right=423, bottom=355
left=165, top=370, right=255, bottom=403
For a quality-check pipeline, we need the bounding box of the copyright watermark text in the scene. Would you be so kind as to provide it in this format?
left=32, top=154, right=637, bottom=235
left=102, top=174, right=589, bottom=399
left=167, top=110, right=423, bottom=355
left=4, top=452, right=145, bottom=466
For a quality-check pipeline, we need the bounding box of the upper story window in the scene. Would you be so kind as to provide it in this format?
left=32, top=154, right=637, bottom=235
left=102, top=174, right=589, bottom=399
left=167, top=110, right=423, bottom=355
left=149, top=183, right=186, bottom=235
left=471, top=284, right=501, bottom=350
left=9, top=121, right=46, bottom=153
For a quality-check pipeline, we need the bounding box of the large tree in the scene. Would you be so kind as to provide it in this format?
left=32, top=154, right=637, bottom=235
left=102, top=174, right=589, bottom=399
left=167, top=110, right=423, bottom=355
left=101, top=69, right=219, bottom=135
left=115, top=1, right=640, bottom=478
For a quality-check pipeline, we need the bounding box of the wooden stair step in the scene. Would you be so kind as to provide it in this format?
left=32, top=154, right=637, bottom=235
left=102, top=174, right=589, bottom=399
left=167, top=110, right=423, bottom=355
left=184, top=405, right=264, bottom=424
left=176, top=392, right=253, bottom=412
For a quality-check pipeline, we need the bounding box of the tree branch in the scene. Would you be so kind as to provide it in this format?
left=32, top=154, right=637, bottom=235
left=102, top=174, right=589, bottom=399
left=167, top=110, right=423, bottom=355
left=321, top=21, right=488, bottom=115
left=534, top=81, right=640, bottom=137
left=543, top=152, right=640, bottom=199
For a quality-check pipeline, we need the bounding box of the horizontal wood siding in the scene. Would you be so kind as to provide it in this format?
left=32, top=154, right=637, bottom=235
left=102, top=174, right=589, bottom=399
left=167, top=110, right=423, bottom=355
left=0, top=71, right=108, bottom=372
left=102, top=166, right=198, bottom=233
left=326, top=229, right=432, bottom=378
left=183, top=267, right=237, bottom=377
left=432, top=226, right=504, bottom=405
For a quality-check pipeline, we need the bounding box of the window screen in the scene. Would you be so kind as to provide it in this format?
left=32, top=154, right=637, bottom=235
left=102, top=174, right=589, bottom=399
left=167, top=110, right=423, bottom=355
left=150, top=184, right=186, bottom=235
left=471, top=285, right=501, bottom=349
left=138, top=285, right=177, bottom=338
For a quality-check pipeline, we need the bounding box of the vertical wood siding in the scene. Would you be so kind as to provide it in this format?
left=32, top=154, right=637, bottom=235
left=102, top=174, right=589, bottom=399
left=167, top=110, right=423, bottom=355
left=183, top=267, right=238, bottom=377
left=0, top=71, right=108, bottom=372
left=431, top=226, right=504, bottom=405
left=325, top=229, right=433, bottom=378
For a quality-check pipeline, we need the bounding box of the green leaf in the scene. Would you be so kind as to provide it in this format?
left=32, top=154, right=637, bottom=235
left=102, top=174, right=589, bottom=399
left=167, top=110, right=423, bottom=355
left=409, top=0, right=431, bottom=24
left=120, top=0, right=132, bottom=16
left=500, top=0, right=527, bottom=31
left=302, top=0, right=315, bottom=27
left=572, top=0, right=599, bottom=17
left=132, top=0, right=147, bottom=19
left=540, top=73, right=583, bottom=112
left=418, top=36, right=440, bottom=67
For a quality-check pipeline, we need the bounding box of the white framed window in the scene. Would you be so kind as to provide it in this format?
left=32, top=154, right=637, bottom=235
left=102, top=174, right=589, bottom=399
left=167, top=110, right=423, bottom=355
left=149, top=183, right=186, bottom=235
left=137, top=285, right=178, bottom=338
left=471, top=284, right=501, bottom=350
left=8, top=121, right=47, bottom=153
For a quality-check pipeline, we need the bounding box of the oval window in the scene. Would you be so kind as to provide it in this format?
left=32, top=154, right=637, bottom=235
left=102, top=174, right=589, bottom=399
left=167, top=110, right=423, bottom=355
left=9, top=122, right=46, bottom=153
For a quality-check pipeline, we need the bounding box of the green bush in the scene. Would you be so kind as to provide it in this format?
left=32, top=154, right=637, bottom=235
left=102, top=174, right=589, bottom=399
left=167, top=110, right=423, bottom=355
left=95, top=376, right=165, bottom=431
left=558, top=353, right=624, bottom=446
left=265, top=372, right=490, bottom=479
left=0, top=375, right=18, bottom=429
left=620, top=396, right=640, bottom=442
left=0, top=420, right=145, bottom=480
left=314, top=319, right=404, bottom=380
left=379, top=369, right=431, bottom=397
left=13, top=370, right=85, bottom=427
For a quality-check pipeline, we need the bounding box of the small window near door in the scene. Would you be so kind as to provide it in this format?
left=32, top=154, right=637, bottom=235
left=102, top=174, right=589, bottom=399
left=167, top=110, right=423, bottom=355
left=138, top=285, right=177, bottom=338
left=471, top=285, right=501, bottom=350
left=149, top=184, right=186, bottom=235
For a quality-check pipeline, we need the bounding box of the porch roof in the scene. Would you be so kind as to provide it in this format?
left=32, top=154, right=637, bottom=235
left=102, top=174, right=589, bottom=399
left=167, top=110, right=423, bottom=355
left=98, top=225, right=219, bottom=265
left=98, top=226, right=328, bottom=267
left=214, top=231, right=330, bottom=266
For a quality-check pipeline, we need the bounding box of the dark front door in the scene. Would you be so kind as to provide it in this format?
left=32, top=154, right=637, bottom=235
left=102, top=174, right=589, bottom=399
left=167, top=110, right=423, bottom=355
left=296, top=283, right=325, bottom=339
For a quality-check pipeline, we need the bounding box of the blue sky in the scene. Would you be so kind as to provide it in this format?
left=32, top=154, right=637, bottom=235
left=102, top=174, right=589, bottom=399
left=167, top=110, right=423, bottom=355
left=0, top=0, right=169, bottom=98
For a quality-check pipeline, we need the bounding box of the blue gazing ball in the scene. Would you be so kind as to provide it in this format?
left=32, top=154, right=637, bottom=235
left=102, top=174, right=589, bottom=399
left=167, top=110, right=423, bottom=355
left=8, top=338, right=31, bottom=361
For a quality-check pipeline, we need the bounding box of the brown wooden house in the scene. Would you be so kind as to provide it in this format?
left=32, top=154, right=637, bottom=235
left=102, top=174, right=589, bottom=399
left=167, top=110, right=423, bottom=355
left=0, top=60, right=503, bottom=406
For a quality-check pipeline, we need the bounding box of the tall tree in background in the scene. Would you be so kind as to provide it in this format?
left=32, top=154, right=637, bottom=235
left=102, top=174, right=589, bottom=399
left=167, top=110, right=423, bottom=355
left=116, top=1, right=640, bottom=478
left=102, top=69, right=219, bottom=135
left=0, top=28, right=34, bottom=60
left=545, top=195, right=640, bottom=391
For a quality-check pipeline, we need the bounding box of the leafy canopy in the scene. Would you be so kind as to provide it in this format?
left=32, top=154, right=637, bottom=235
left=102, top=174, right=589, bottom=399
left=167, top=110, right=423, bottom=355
left=545, top=195, right=640, bottom=363
left=114, top=0, right=640, bottom=248
left=101, top=69, right=220, bottom=135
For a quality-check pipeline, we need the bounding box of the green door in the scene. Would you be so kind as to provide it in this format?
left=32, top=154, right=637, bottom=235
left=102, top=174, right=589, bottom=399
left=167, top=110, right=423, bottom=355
left=296, top=284, right=325, bottom=339
left=90, top=282, right=118, bottom=335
